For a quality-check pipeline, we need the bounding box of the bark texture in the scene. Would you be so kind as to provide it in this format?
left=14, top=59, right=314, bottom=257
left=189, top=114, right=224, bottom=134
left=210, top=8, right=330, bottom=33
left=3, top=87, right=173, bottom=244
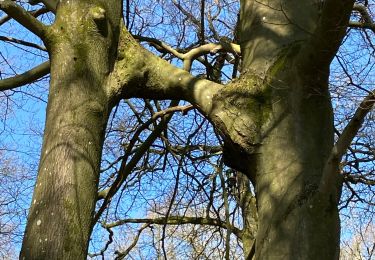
left=15, top=0, right=357, bottom=259
left=20, top=1, right=121, bottom=259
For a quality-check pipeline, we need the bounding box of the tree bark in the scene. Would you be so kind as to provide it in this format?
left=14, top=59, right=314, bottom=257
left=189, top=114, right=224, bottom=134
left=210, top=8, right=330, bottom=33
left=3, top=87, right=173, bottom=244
left=20, top=1, right=121, bottom=259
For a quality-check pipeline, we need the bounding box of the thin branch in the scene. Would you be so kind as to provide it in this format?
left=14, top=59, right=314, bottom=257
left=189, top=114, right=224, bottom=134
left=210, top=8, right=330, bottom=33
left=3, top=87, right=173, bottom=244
left=104, top=216, right=242, bottom=239
left=0, top=35, right=47, bottom=51
left=94, top=101, right=184, bottom=223
left=0, top=0, right=48, bottom=40
left=0, top=61, right=50, bottom=91
left=114, top=224, right=150, bottom=259
left=87, top=224, right=114, bottom=258
left=135, top=35, right=240, bottom=72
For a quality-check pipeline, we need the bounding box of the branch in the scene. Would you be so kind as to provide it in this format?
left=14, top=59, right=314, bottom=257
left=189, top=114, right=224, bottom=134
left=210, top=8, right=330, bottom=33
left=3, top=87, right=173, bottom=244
left=302, top=0, right=355, bottom=68
left=94, top=101, right=181, bottom=223
left=349, top=4, right=375, bottom=33
left=333, top=90, right=375, bottom=159
left=0, top=61, right=50, bottom=91
left=114, top=224, right=150, bottom=259
left=29, top=0, right=58, bottom=13
left=135, top=35, right=240, bottom=72
left=0, top=35, right=47, bottom=51
left=108, top=28, right=224, bottom=117
left=104, top=216, right=242, bottom=239
left=0, top=0, right=48, bottom=40
left=320, top=89, right=375, bottom=193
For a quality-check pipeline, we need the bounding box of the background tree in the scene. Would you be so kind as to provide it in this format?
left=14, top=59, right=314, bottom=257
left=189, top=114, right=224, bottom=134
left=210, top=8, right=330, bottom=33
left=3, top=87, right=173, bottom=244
left=0, top=0, right=374, bottom=259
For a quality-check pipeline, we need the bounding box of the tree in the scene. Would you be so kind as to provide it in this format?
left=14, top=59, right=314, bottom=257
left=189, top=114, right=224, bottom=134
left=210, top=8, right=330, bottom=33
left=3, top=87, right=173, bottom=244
left=0, top=0, right=374, bottom=259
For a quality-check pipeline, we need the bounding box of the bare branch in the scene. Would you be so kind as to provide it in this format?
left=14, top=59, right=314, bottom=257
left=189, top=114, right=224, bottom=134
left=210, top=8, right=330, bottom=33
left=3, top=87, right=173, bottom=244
left=302, top=0, right=355, bottom=68
left=114, top=224, right=150, bottom=259
left=29, top=0, right=58, bottom=13
left=0, top=7, right=49, bottom=26
left=334, top=90, right=375, bottom=160
left=94, top=101, right=182, bottom=223
left=135, top=35, right=240, bottom=72
left=0, top=61, right=50, bottom=91
left=109, top=28, right=224, bottom=117
left=104, top=216, right=242, bottom=239
left=349, top=4, right=375, bottom=33
left=0, top=35, right=47, bottom=51
left=0, top=0, right=48, bottom=40
left=320, top=89, right=375, bottom=193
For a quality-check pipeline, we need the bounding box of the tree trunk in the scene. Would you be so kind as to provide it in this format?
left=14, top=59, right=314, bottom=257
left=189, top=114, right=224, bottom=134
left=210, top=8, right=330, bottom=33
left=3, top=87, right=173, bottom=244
left=209, top=1, right=352, bottom=258
left=20, top=1, right=121, bottom=258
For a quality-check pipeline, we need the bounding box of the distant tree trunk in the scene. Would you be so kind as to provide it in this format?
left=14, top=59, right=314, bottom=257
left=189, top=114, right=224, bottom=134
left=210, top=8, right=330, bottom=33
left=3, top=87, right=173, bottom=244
left=20, top=1, right=121, bottom=259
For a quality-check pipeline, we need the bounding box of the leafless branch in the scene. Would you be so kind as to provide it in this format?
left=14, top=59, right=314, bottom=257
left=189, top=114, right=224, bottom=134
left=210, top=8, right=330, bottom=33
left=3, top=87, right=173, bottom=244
left=0, top=35, right=47, bottom=51
left=104, top=216, right=242, bottom=239
left=0, top=61, right=50, bottom=91
left=321, top=89, right=375, bottom=193
left=29, top=0, right=58, bottom=13
left=0, top=0, right=48, bottom=40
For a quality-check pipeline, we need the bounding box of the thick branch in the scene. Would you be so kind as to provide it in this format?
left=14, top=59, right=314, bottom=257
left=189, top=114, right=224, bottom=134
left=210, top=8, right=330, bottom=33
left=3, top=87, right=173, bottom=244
left=104, top=216, right=242, bottom=239
left=29, top=0, right=58, bottom=13
left=108, top=28, right=224, bottom=117
left=302, top=0, right=355, bottom=68
left=333, top=90, right=375, bottom=160
left=350, top=4, right=375, bottom=33
left=0, top=61, right=50, bottom=91
left=320, top=89, right=375, bottom=193
left=0, top=0, right=48, bottom=40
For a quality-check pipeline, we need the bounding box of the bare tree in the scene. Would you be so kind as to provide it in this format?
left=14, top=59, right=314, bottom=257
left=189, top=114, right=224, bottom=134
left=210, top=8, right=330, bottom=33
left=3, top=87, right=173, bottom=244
left=0, top=0, right=374, bottom=259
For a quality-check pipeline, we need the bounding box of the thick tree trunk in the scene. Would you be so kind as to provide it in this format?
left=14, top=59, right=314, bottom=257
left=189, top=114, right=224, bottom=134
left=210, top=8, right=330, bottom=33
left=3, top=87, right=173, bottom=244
left=251, top=68, right=340, bottom=259
left=211, top=1, right=352, bottom=258
left=20, top=1, right=121, bottom=258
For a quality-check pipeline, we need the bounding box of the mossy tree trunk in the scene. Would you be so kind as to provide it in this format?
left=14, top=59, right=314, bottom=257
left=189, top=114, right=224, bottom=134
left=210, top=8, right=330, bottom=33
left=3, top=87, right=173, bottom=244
left=213, top=1, right=353, bottom=258
left=111, top=1, right=354, bottom=259
left=20, top=1, right=121, bottom=259
left=13, top=0, right=357, bottom=259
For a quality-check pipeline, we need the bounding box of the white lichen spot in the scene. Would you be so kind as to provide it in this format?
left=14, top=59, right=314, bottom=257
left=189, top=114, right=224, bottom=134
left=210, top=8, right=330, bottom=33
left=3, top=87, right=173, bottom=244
left=206, top=95, right=210, bottom=99
left=33, top=199, right=37, bottom=205
left=36, top=219, right=42, bottom=226
left=89, top=141, right=92, bottom=145
left=45, top=238, right=48, bottom=242
left=49, top=172, right=52, bottom=176
left=51, top=212, right=54, bottom=216
left=39, top=239, right=42, bottom=243
left=178, top=77, right=182, bottom=81
left=262, top=16, right=266, bottom=21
